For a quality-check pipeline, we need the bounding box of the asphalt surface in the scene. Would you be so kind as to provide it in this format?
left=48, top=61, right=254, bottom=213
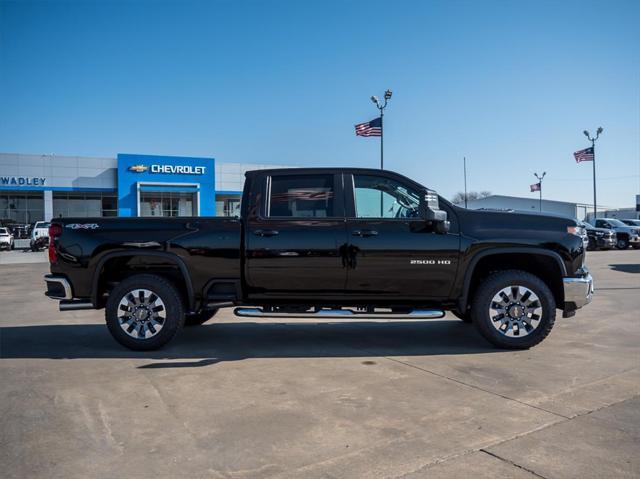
left=1, top=250, right=639, bottom=479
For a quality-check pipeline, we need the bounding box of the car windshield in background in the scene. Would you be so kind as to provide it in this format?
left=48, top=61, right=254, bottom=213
left=36, top=222, right=51, bottom=228
left=583, top=222, right=595, bottom=228
left=0, top=228, right=9, bottom=235
left=606, top=219, right=627, bottom=227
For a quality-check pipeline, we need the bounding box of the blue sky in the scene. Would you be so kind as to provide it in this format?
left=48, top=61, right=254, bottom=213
left=1, top=0, right=638, bottom=207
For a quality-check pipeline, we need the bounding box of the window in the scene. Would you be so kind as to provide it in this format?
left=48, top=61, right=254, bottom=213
left=139, top=191, right=195, bottom=217
left=53, top=192, right=118, bottom=218
left=0, top=192, right=45, bottom=224
left=268, top=175, right=335, bottom=217
left=353, top=175, right=420, bottom=219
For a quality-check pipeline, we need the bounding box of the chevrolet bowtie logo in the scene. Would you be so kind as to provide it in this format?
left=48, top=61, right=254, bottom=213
left=128, top=164, right=148, bottom=173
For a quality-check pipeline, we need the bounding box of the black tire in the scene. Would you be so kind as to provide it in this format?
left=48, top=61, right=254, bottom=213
left=587, top=238, right=596, bottom=251
left=632, top=244, right=640, bottom=250
left=105, top=274, right=185, bottom=350
left=451, top=309, right=472, bottom=323
left=184, top=309, right=218, bottom=326
left=471, top=270, right=556, bottom=350
left=616, top=237, right=629, bottom=249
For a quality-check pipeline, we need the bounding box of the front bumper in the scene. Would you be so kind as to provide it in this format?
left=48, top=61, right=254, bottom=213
left=630, top=236, right=640, bottom=244
left=597, top=236, right=616, bottom=248
left=563, top=270, right=594, bottom=310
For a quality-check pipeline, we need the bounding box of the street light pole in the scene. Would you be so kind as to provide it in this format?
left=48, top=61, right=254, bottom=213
left=463, top=156, right=468, bottom=208
left=371, top=90, right=392, bottom=216
left=583, top=127, right=603, bottom=219
left=534, top=171, right=546, bottom=212
left=370, top=90, right=392, bottom=170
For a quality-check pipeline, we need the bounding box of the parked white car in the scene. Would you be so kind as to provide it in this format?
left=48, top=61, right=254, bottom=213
left=30, top=221, right=51, bottom=251
left=0, top=227, right=15, bottom=250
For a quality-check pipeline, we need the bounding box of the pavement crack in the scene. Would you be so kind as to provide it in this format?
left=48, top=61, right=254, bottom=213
left=480, top=449, right=549, bottom=478
left=381, top=355, right=570, bottom=420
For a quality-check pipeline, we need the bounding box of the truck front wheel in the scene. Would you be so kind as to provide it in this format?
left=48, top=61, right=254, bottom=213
left=105, top=274, right=185, bottom=350
left=471, top=270, right=556, bottom=349
left=616, top=237, right=629, bottom=249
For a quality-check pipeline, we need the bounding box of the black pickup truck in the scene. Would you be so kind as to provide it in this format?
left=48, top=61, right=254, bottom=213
left=44, top=168, right=593, bottom=351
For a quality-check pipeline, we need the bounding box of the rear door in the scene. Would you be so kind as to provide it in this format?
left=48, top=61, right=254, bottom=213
left=344, top=172, right=460, bottom=299
left=245, top=172, right=348, bottom=298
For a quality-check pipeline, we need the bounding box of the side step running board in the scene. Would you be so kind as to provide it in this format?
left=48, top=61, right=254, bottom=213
left=59, top=300, right=94, bottom=311
left=234, top=307, right=445, bottom=320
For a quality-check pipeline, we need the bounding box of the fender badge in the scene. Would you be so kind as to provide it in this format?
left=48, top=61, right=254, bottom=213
left=65, top=223, right=100, bottom=230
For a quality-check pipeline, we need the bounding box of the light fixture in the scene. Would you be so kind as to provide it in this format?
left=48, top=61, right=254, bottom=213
left=384, top=90, right=392, bottom=100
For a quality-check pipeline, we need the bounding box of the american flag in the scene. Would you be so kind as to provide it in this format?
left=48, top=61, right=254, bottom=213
left=355, top=117, right=382, bottom=137
left=574, top=146, right=594, bottom=163
left=530, top=182, right=541, bottom=192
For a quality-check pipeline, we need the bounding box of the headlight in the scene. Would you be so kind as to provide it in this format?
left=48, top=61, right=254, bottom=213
left=567, top=226, right=583, bottom=236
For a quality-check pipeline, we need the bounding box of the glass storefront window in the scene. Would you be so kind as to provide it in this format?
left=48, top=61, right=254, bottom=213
left=139, top=191, right=196, bottom=217
left=52, top=192, right=117, bottom=218
left=0, top=192, right=45, bottom=225
left=215, top=195, right=242, bottom=217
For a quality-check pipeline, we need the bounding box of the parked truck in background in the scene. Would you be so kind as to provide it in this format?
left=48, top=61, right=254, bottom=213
left=594, top=218, right=640, bottom=249
left=44, top=168, right=593, bottom=351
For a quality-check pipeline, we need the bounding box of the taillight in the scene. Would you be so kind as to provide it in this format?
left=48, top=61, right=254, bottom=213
left=48, top=224, right=62, bottom=264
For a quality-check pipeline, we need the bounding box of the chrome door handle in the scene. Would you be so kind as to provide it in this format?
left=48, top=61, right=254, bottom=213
left=353, top=229, right=378, bottom=237
left=254, top=229, right=279, bottom=237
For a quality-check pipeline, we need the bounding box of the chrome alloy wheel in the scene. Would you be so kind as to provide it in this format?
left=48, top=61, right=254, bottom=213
left=117, top=289, right=166, bottom=339
left=489, top=285, right=542, bottom=338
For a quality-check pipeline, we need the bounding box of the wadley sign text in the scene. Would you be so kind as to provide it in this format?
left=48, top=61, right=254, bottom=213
left=1, top=176, right=46, bottom=186
left=128, top=164, right=206, bottom=175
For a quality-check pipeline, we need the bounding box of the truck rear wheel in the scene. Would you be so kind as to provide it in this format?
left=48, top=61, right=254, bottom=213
left=105, top=274, right=185, bottom=350
left=185, top=309, right=218, bottom=326
left=471, top=270, right=556, bottom=349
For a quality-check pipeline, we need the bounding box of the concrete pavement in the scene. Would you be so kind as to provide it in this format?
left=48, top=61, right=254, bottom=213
left=1, top=250, right=638, bottom=478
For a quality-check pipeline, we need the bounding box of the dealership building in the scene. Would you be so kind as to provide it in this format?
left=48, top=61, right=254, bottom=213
left=0, top=153, right=288, bottom=224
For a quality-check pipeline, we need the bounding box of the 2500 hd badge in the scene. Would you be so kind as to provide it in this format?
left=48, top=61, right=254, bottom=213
left=411, top=259, right=452, bottom=265
left=44, top=167, right=593, bottom=351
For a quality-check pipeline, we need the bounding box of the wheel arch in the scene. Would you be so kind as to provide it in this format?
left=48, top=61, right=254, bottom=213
left=460, top=248, right=566, bottom=313
left=91, top=251, right=195, bottom=310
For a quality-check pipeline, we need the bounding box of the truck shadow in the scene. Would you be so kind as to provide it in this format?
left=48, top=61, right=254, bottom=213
left=609, top=264, right=640, bottom=274
left=0, top=320, right=502, bottom=366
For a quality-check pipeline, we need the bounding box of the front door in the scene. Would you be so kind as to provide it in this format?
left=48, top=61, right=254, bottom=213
left=344, top=173, right=460, bottom=300
left=245, top=172, right=348, bottom=299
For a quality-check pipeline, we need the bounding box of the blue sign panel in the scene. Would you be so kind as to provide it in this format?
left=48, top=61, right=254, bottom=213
left=117, top=153, right=215, bottom=217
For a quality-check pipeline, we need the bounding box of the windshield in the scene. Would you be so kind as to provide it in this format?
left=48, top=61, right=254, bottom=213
left=0, top=228, right=8, bottom=235
left=606, top=219, right=626, bottom=227
left=582, top=222, right=594, bottom=228
left=36, top=222, right=51, bottom=228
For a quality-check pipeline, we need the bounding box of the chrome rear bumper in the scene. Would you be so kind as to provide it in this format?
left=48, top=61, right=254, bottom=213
left=563, top=272, right=594, bottom=309
left=44, top=274, right=72, bottom=300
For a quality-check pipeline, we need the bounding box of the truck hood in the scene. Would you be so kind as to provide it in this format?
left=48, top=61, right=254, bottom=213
left=455, top=207, right=578, bottom=242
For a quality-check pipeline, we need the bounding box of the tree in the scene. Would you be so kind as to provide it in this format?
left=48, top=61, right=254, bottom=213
left=451, top=191, right=492, bottom=205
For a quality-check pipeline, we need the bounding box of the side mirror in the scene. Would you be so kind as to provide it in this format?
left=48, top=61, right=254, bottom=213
left=419, top=188, right=450, bottom=234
